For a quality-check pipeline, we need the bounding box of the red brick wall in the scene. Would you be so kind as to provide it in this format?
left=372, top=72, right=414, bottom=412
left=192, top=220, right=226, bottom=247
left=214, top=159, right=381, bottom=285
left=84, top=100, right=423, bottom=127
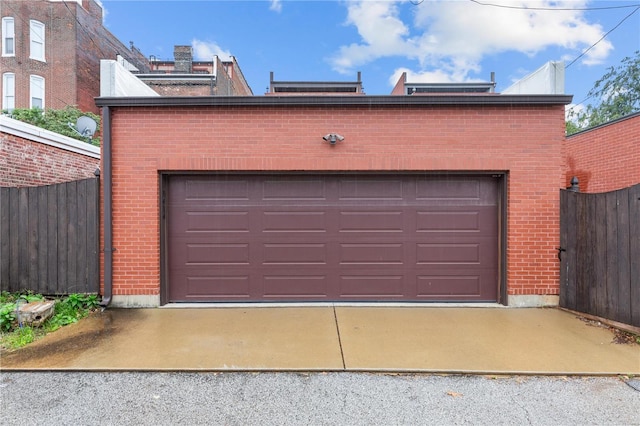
left=104, top=104, right=566, bottom=301
left=565, top=113, right=640, bottom=193
left=0, top=132, right=99, bottom=187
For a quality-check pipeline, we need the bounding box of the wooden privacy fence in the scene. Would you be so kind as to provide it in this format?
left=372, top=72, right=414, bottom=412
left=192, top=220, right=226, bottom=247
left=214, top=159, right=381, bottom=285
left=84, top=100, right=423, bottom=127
left=0, top=177, right=100, bottom=295
left=559, top=183, right=640, bottom=327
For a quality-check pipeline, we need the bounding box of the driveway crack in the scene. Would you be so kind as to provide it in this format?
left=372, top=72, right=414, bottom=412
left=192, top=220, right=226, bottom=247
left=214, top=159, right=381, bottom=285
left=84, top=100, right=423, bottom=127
left=333, top=305, right=346, bottom=370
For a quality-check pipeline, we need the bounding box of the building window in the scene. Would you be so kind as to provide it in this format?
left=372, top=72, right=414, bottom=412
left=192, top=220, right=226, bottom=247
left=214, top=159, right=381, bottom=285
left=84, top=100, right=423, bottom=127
left=30, top=20, right=45, bottom=62
left=2, top=17, right=15, bottom=56
left=2, top=73, right=15, bottom=111
left=30, top=75, right=44, bottom=109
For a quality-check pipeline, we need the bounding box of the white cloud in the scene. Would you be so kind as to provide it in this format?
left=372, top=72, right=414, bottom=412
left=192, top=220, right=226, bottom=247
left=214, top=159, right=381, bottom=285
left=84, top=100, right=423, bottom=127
left=270, top=0, right=282, bottom=13
left=331, top=0, right=613, bottom=81
left=192, top=39, right=233, bottom=61
left=566, top=103, right=586, bottom=122
left=389, top=67, right=472, bottom=87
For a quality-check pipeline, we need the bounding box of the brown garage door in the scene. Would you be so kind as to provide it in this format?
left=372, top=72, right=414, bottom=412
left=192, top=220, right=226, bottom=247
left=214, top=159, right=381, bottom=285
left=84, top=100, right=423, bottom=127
left=167, top=174, right=499, bottom=302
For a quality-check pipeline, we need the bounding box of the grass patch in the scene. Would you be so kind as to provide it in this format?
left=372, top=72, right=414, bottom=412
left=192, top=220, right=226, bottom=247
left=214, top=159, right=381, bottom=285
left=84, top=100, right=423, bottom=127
left=0, top=292, right=100, bottom=350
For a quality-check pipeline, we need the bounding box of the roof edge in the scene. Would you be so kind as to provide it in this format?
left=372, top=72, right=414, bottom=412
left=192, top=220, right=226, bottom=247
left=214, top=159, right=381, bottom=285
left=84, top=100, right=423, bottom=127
left=95, top=94, right=573, bottom=108
left=566, top=110, right=640, bottom=138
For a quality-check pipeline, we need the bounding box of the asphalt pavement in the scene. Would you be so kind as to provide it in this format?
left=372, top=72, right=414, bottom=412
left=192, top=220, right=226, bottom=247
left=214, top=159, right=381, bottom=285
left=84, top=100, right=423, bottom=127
left=1, top=372, right=638, bottom=425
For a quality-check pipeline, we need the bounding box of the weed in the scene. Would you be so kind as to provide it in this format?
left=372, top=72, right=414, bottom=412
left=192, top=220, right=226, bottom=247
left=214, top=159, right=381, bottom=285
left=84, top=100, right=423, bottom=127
left=0, top=303, right=16, bottom=332
left=0, top=293, right=99, bottom=350
left=2, top=326, right=37, bottom=348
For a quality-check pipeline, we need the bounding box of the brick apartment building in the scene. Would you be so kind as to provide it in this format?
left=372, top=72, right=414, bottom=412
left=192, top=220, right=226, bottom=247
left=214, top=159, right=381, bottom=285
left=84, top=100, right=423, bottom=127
left=1, top=0, right=150, bottom=115
left=136, top=45, right=253, bottom=96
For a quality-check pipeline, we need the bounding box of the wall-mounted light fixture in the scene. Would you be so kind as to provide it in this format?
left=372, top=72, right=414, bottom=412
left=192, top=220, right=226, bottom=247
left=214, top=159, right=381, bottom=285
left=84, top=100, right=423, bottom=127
left=322, top=133, right=344, bottom=145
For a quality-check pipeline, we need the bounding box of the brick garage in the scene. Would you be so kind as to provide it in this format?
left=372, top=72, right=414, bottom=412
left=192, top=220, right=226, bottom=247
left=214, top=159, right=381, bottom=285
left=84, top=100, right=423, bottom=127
left=96, top=95, right=570, bottom=307
left=0, top=115, right=99, bottom=187
left=565, top=112, right=640, bottom=193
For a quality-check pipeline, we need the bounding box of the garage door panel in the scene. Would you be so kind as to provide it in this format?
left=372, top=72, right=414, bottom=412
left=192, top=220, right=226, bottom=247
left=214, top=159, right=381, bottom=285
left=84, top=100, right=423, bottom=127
left=262, top=243, right=328, bottom=265
left=338, top=179, right=404, bottom=200
left=186, top=243, right=250, bottom=265
left=339, top=275, right=405, bottom=297
left=169, top=211, right=251, bottom=234
left=339, top=243, right=404, bottom=265
left=185, top=178, right=250, bottom=200
left=263, top=275, right=329, bottom=298
left=416, top=207, right=497, bottom=233
left=167, top=174, right=500, bottom=302
left=262, top=211, right=327, bottom=233
left=416, top=178, right=481, bottom=201
left=416, top=239, right=497, bottom=265
left=339, top=211, right=404, bottom=232
left=185, top=276, right=251, bottom=299
left=416, top=243, right=481, bottom=264
left=187, top=211, right=250, bottom=233
left=416, top=275, right=483, bottom=297
left=416, top=177, right=498, bottom=204
left=262, top=179, right=326, bottom=200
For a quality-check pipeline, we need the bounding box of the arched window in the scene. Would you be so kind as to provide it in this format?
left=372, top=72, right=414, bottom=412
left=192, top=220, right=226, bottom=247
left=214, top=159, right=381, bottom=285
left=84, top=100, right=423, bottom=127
left=30, top=20, right=45, bottom=62
left=2, top=17, right=15, bottom=56
left=30, top=75, right=45, bottom=109
left=2, top=73, right=15, bottom=110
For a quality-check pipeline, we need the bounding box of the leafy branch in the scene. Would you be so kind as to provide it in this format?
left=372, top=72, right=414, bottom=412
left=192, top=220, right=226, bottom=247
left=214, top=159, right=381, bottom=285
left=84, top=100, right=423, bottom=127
left=2, top=106, right=101, bottom=146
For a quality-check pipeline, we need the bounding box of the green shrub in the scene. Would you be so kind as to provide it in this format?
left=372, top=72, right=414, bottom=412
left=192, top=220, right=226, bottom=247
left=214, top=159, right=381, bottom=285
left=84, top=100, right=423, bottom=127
left=2, top=106, right=100, bottom=146
left=1, top=293, right=99, bottom=349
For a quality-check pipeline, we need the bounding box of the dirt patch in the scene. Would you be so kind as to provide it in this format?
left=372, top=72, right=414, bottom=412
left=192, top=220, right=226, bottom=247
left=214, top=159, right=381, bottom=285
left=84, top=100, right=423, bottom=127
left=0, top=309, right=144, bottom=368
left=577, top=316, right=640, bottom=345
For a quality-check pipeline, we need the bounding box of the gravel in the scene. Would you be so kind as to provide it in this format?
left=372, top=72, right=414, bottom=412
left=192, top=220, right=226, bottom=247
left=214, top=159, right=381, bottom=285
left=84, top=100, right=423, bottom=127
left=1, top=372, right=638, bottom=425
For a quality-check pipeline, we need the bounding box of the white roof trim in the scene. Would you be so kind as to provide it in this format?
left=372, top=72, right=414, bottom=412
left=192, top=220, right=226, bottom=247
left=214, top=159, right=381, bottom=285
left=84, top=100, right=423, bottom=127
left=0, top=115, right=100, bottom=159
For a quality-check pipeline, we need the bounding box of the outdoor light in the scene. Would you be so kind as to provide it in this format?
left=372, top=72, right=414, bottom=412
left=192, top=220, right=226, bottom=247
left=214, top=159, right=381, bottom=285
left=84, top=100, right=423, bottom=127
left=322, top=133, right=344, bottom=145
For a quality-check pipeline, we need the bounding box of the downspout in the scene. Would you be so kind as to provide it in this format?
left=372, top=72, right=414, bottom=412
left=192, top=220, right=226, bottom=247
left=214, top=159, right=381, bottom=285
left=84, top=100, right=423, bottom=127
left=100, top=106, right=113, bottom=307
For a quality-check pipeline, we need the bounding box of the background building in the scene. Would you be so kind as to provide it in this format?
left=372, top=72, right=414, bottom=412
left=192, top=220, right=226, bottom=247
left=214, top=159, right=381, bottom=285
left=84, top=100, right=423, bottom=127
left=135, top=45, right=253, bottom=96
left=1, top=0, right=149, bottom=115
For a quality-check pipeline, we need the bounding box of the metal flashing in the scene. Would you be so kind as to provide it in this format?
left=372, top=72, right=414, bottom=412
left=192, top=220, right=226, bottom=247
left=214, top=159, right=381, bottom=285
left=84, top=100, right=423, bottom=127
left=96, top=94, right=573, bottom=107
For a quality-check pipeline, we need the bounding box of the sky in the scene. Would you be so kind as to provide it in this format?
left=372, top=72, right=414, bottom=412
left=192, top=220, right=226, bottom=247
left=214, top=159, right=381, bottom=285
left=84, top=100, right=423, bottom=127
left=99, top=0, right=640, bottom=114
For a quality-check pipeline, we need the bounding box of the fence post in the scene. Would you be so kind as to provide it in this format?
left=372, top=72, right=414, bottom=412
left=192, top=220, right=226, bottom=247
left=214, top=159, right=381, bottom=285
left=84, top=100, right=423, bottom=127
left=568, top=176, right=580, bottom=192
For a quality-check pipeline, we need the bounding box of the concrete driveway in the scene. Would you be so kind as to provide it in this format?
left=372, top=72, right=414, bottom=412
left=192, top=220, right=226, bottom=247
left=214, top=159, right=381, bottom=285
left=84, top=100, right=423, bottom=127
left=1, top=306, right=638, bottom=374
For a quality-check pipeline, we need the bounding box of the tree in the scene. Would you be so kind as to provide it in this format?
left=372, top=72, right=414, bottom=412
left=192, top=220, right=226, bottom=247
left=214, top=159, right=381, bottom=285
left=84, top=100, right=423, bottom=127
left=567, top=50, right=640, bottom=135
left=2, top=106, right=101, bottom=146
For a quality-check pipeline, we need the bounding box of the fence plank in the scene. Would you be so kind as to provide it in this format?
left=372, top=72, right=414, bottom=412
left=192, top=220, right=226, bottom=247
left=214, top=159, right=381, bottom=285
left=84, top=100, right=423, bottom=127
left=615, top=189, right=631, bottom=325
left=76, top=179, right=88, bottom=293
left=560, top=190, right=577, bottom=310
left=57, top=183, right=68, bottom=294
left=604, top=192, right=620, bottom=324
left=593, top=195, right=608, bottom=319
left=18, top=188, right=29, bottom=290
left=28, top=187, right=39, bottom=292
left=37, top=186, right=48, bottom=295
left=46, top=185, right=58, bottom=294
left=629, top=184, right=640, bottom=327
left=0, top=188, right=10, bottom=288
left=559, top=190, right=568, bottom=308
left=8, top=189, right=19, bottom=290
left=86, top=178, right=99, bottom=294
left=585, top=195, right=599, bottom=314
left=575, top=193, right=589, bottom=313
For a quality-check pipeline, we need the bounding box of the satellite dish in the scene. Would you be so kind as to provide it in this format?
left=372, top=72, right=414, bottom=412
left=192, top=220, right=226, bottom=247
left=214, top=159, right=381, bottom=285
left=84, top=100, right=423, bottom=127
left=68, top=116, right=97, bottom=139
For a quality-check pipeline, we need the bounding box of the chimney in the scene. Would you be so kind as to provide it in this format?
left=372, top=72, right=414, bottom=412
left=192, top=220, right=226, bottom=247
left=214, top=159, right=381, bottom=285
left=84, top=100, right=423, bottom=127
left=174, top=45, right=193, bottom=73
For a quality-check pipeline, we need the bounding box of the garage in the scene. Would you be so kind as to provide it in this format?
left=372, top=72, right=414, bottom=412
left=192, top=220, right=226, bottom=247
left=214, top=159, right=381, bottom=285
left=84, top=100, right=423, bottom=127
left=166, top=173, right=500, bottom=303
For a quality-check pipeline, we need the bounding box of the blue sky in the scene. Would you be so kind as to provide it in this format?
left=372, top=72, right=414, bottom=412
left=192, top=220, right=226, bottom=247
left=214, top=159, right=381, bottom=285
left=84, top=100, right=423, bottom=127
left=99, top=1, right=640, bottom=112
